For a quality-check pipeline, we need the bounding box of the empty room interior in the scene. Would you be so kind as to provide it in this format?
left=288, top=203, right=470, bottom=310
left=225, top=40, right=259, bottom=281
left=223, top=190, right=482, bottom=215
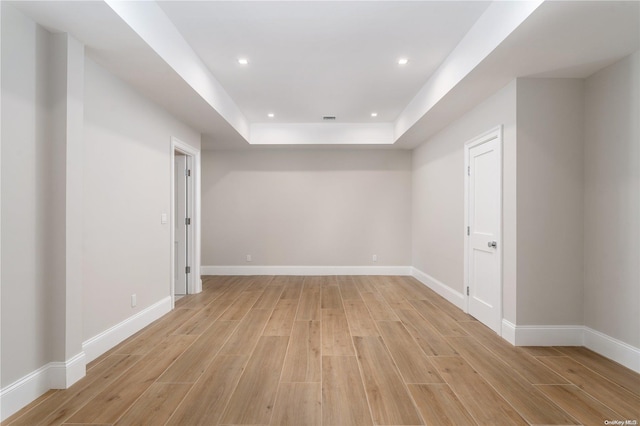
left=1, top=1, right=639, bottom=425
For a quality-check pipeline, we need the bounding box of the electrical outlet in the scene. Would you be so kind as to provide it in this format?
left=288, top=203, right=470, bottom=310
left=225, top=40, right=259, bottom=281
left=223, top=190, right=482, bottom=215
left=246, top=254, right=252, bottom=262
left=131, top=294, right=137, bottom=307
left=372, top=254, right=378, bottom=263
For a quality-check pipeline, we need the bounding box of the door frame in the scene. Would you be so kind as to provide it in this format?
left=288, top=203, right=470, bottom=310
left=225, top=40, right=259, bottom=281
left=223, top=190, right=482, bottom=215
left=463, top=125, right=503, bottom=332
left=170, top=137, right=202, bottom=307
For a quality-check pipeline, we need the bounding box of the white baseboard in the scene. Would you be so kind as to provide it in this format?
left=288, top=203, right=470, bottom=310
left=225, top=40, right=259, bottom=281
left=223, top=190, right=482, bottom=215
left=405, top=267, right=640, bottom=374
left=501, top=319, right=517, bottom=345
left=503, top=320, right=584, bottom=347
left=0, top=351, right=86, bottom=422
left=48, top=352, right=86, bottom=389
left=584, top=327, right=640, bottom=373
left=1, top=364, right=50, bottom=422
left=201, top=265, right=412, bottom=276
left=1, top=296, right=173, bottom=422
left=410, top=267, right=465, bottom=310
left=501, top=320, right=639, bottom=373
left=82, top=296, right=171, bottom=363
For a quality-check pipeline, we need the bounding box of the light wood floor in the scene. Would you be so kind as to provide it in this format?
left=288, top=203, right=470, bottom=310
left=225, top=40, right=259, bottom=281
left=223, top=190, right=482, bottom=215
left=5, top=275, right=639, bottom=426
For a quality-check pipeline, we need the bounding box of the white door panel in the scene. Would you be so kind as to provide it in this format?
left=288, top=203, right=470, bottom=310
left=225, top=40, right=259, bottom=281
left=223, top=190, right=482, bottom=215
left=472, top=249, right=496, bottom=307
left=465, top=127, right=502, bottom=334
left=472, top=150, right=497, bottom=235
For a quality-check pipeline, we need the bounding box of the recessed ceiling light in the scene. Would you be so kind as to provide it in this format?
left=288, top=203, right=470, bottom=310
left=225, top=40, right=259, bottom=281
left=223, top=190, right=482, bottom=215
left=371, top=112, right=378, bottom=117
left=398, top=58, right=409, bottom=65
left=238, top=58, right=249, bottom=65
left=267, top=113, right=274, bottom=118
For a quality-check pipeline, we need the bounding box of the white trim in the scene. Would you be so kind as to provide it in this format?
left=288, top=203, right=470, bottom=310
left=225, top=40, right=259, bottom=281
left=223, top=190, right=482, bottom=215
left=510, top=323, right=584, bottom=347
left=501, top=319, right=517, bottom=345
left=410, top=267, right=465, bottom=310
left=2, top=297, right=172, bottom=421
left=48, top=352, right=86, bottom=389
left=500, top=321, right=639, bottom=373
left=201, top=265, right=412, bottom=276
left=82, top=296, right=171, bottom=363
left=0, top=351, right=85, bottom=422
left=170, top=137, right=202, bottom=309
left=584, top=327, right=640, bottom=373
left=464, top=125, right=503, bottom=333
left=1, top=364, right=50, bottom=422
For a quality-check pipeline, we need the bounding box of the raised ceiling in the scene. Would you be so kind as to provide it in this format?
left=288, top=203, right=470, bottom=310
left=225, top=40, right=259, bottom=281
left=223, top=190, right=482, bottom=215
left=10, top=1, right=640, bottom=149
left=157, top=1, right=490, bottom=124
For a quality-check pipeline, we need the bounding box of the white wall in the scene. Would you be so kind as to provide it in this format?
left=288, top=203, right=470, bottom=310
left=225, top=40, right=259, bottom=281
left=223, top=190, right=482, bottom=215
left=584, top=51, right=639, bottom=347
left=1, top=6, right=203, bottom=416
left=516, top=78, right=584, bottom=326
left=2, top=5, right=638, bottom=417
left=201, top=149, right=412, bottom=267
left=0, top=0, right=3, bottom=392
left=412, top=81, right=518, bottom=321
left=1, top=7, right=90, bottom=416
left=1, top=3, right=56, bottom=387
left=83, top=58, right=200, bottom=340
left=412, top=58, right=639, bottom=359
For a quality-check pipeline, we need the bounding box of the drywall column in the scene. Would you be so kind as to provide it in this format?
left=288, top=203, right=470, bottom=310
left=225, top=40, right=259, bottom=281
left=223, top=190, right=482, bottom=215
left=515, top=78, right=584, bottom=328
left=64, top=33, right=85, bottom=384
left=0, top=6, right=77, bottom=417
left=584, top=52, right=640, bottom=352
left=1, top=2, right=56, bottom=394
left=49, top=32, right=85, bottom=386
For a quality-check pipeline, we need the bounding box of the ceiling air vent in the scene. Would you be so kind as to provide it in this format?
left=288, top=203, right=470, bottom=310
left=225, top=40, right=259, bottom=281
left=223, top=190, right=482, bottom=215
left=322, top=116, right=336, bottom=121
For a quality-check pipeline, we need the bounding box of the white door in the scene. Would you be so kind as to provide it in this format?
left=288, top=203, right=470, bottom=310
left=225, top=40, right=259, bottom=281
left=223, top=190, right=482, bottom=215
left=174, top=154, right=188, bottom=295
left=465, top=127, right=502, bottom=334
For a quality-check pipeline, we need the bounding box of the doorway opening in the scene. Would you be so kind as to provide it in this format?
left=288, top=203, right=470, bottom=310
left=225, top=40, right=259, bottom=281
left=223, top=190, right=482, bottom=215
left=174, top=152, right=189, bottom=299
left=464, top=126, right=503, bottom=334
left=170, top=137, right=201, bottom=307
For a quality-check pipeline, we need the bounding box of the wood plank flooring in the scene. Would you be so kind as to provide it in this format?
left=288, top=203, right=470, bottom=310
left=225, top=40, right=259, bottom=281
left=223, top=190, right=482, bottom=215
left=4, top=275, right=640, bottom=426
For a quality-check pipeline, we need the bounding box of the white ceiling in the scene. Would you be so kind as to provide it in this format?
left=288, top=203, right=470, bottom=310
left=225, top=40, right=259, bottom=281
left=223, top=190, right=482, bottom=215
left=9, top=1, right=640, bottom=149
left=157, top=1, right=490, bottom=124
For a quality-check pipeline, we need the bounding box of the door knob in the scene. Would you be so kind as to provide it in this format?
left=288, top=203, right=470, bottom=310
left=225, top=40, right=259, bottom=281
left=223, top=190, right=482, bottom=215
left=488, top=241, right=497, bottom=248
